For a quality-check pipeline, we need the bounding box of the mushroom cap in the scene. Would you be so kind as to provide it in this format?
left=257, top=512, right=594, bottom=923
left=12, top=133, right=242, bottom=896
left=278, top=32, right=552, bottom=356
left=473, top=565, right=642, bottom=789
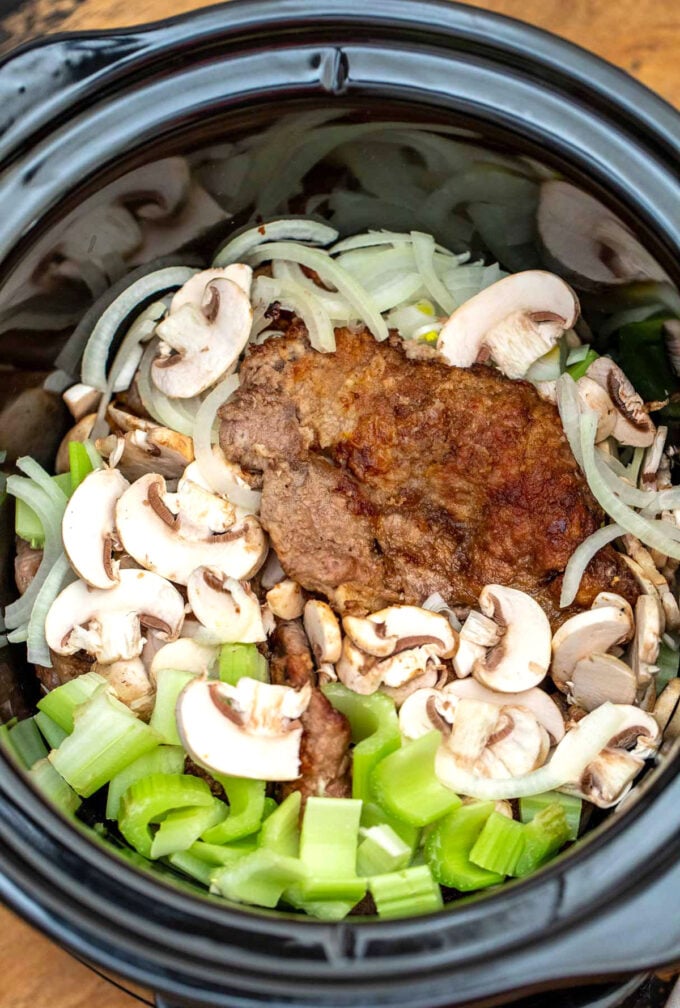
left=453, top=610, right=501, bottom=679
left=399, top=688, right=455, bottom=740
left=342, top=605, right=457, bottom=659
left=569, top=653, right=637, bottom=711
left=444, top=677, right=565, bottom=743
left=473, top=585, right=551, bottom=693
left=550, top=604, right=634, bottom=692
left=575, top=376, right=617, bottom=442
left=586, top=358, right=656, bottom=448
left=62, top=467, right=130, bottom=590
left=115, top=473, right=268, bottom=585
left=170, top=264, right=252, bottom=311
left=630, top=594, right=662, bottom=686
left=335, top=637, right=385, bottom=695
left=265, top=579, right=305, bottom=621
left=563, top=748, right=644, bottom=808
left=437, top=270, right=579, bottom=379
left=303, top=599, right=342, bottom=665
left=149, top=637, right=218, bottom=685
left=187, top=567, right=266, bottom=644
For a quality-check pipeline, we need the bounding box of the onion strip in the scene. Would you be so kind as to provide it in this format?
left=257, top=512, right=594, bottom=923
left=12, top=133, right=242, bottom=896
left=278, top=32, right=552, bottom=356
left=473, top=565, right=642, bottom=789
left=193, top=377, right=262, bottom=512
left=559, top=523, right=625, bottom=608
left=411, top=231, right=456, bottom=314
left=213, top=219, right=338, bottom=267
left=24, top=553, right=75, bottom=667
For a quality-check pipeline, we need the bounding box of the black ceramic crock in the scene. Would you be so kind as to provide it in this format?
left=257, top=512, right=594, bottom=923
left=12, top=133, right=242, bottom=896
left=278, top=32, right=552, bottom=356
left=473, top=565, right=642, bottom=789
left=0, top=3, right=679, bottom=1007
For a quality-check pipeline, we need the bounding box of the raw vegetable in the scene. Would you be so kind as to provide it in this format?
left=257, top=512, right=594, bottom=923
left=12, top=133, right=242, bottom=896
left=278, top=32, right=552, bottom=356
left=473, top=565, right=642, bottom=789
left=425, top=802, right=504, bottom=891
left=118, top=773, right=214, bottom=858
left=322, top=684, right=400, bottom=801
left=371, top=731, right=462, bottom=826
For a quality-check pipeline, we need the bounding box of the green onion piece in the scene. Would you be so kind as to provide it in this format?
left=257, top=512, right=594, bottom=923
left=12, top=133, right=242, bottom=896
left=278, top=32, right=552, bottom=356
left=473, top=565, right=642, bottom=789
left=68, top=441, right=94, bottom=491
left=211, top=848, right=305, bottom=908
left=37, top=670, right=107, bottom=733
left=106, top=745, right=185, bottom=820
left=361, top=801, right=420, bottom=854
left=118, top=773, right=214, bottom=858
left=371, top=731, right=461, bottom=826
left=519, top=792, right=582, bottom=841
left=218, top=643, right=269, bottom=685
left=151, top=799, right=228, bottom=859
left=8, top=717, right=48, bottom=769
left=369, top=865, right=443, bottom=919
left=565, top=347, right=598, bottom=381
left=425, top=801, right=504, bottom=891
left=259, top=791, right=301, bottom=857
left=322, top=683, right=400, bottom=801
left=15, top=472, right=71, bottom=548
left=656, top=642, right=680, bottom=694
left=512, top=802, right=570, bottom=878
left=202, top=776, right=266, bottom=844
left=167, top=850, right=214, bottom=887
left=149, top=667, right=196, bottom=744
left=34, top=710, right=68, bottom=750
left=357, top=825, right=411, bottom=877
left=189, top=839, right=257, bottom=865
left=469, top=812, right=525, bottom=876
left=49, top=686, right=160, bottom=797
left=29, top=758, right=81, bottom=814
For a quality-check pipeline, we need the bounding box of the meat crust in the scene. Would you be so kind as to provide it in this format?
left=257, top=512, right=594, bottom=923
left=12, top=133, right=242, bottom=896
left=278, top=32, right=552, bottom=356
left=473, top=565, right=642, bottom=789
left=220, top=326, right=638, bottom=625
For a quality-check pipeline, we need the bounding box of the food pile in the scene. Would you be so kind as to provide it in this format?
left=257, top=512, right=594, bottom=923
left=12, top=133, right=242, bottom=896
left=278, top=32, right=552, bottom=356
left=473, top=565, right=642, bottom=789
left=1, top=213, right=679, bottom=921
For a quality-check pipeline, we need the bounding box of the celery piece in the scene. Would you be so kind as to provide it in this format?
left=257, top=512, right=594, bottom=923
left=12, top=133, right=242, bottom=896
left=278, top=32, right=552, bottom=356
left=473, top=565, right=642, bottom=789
left=68, top=441, right=94, bottom=491
left=106, top=745, right=185, bottom=820
left=261, top=796, right=278, bottom=821
left=300, top=797, right=362, bottom=878
left=119, top=773, right=214, bottom=858
left=322, top=684, right=400, bottom=801
left=369, top=865, right=443, bottom=919
left=371, top=731, right=461, bottom=827
left=211, top=849, right=305, bottom=908
left=219, top=644, right=269, bottom=685
left=520, top=792, right=582, bottom=841
left=8, top=717, right=48, bottom=769
left=656, top=642, right=680, bottom=694
left=357, top=825, right=411, bottom=877
left=566, top=347, right=598, bottom=381
left=513, top=803, right=570, bottom=878
left=284, top=889, right=355, bottom=921
left=15, top=472, right=71, bottom=548
left=202, top=776, right=266, bottom=844
left=149, top=668, right=196, bottom=745
left=49, top=687, right=160, bottom=797
left=425, top=802, right=504, bottom=891
left=29, top=758, right=81, bottom=814
left=189, top=840, right=256, bottom=866
left=361, top=801, right=420, bottom=854
left=469, top=812, right=525, bottom=876
left=0, top=720, right=18, bottom=761
left=37, top=671, right=107, bottom=733
left=298, top=875, right=367, bottom=903
left=34, top=710, right=68, bottom=750
left=259, top=791, right=301, bottom=857
left=168, top=850, right=214, bottom=887
left=151, top=799, right=228, bottom=859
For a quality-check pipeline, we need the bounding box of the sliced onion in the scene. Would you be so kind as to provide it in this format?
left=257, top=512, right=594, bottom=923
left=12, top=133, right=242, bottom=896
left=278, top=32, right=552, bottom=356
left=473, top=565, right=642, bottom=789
left=16, top=457, right=69, bottom=508
left=422, top=592, right=462, bottom=631
left=24, top=553, right=75, bottom=667
left=560, top=522, right=625, bottom=608
left=330, top=230, right=459, bottom=257
left=136, top=340, right=200, bottom=436
left=411, top=231, right=456, bottom=314
left=556, top=373, right=585, bottom=468
left=252, top=276, right=335, bottom=352
left=193, top=377, right=261, bottom=511
left=271, top=261, right=353, bottom=319
left=370, top=272, right=424, bottom=314
left=213, top=219, right=338, bottom=267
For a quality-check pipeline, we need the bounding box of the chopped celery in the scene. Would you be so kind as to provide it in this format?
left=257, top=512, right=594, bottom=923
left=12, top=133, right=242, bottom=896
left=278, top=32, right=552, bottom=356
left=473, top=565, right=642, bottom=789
left=151, top=799, right=228, bottom=859
left=168, top=850, right=214, bottom=887
left=284, top=889, right=356, bottom=921
left=371, top=731, right=461, bottom=826
left=259, top=792, right=301, bottom=857
left=0, top=720, right=18, bottom=761
left=425, top=802, right=504, bottom=891
left=119, top=773, right=214, bottom=858
left=219, top=643, right=269, bottom=685
left=106, top=745, right=185, bottom=820
left=369, top=865, right=443, bottom=918
left=357, top=825, right=411, bottom=877
left=34, top=710, right=68, bottom=750
left=29, top=758, right=81, bottom=814
left=513, top=803, right=570, bottom=878
left=8, top=717, right=48, bottom=769
left=565, top=347, right=598, bottom=381
left=322, top=684, right=400, bottom=801
left=189, top=839, right=257, bottom=865
left=656, top=642, right=679, bottom=694
left=520, top=792, right=582, bottom=841
left=15, top=472, right=71, bottom=547
left=298, top=875, right=366, bottom=903
left=211, top=849, right=305, bottom=908
left=50, top=687, right=160, bottom=797
left=261, top=796, right=278, bottom=821
left=469, top=812, right=525, bottom=876
left=361, top=801, right=420, bottom=855
left=298, top=797, right=365, bottom=902
left=149, top=668, right=196, bottom=745
left=68, top=441, right=94, bottom=490
left=37, top=671, right=107, bottom=733
left=202, top=776, right=266, bottom=844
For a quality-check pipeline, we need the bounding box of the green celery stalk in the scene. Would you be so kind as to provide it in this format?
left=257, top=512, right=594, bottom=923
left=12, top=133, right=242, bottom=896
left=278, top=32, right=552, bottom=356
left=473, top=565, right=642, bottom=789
left=202, top=776, right=266, bottom=844
left=425, top=802, right=504, bottom=891
left=8, top=717, right=48, bottom=769
left=322, top=683, right=400, bottom=801
left=29, top=758, right=81, bottom=814
left=218, top=644, right=269, bottom=685
left=361, top=801, right=420, bottom=854
left=469, top=812, right=525, bottom=876
left=519, top=792, right=582, bottom=841
left=565, top=347, right=598, bottom=381
left=369, top=865, right=443, bottom=918
left=261, top=796, right=278, bottom=821
left=106, top=745, right=185, bottom=820
left=298, top=796, right=365, bottom=902
left=68, top=441, right=94, bottom=490
left=49, top=687, right=160, bottom=797
left=37, top=671, right=107, bottom=733
left=15, top=472, right=71, bottom=548
left=656, top=642, right=679, bottom=695
left=357, top=825, right=411, bottom=877
left=149, top=668, right=196, bottom=745
left=188, top=840, right=257, bottom=865
left=371, top=731, right=461, bottom=826
left=151, top=799, right=228, bottom=859
left=513, top=803, right=570, bottom=878
left=211, top=848, right=305, bottom=908
left=298, top=875, right=367, bottom=902
left=119, top=773, right=214, bottom=858
left=167, top=850, right=215, bottom=887
left=0, top=720, right=18, bottom=761
left=34, top=710, right=68, bottom=750
left=284, top=890, right=356, bottom=921
left=259, top=792, right=301, bottom=857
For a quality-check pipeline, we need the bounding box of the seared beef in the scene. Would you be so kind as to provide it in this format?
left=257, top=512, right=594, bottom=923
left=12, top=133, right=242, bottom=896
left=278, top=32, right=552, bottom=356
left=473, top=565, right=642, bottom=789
left=36, top=651, right=93, bottom=693
left=220, top=326, right=638, bottom=626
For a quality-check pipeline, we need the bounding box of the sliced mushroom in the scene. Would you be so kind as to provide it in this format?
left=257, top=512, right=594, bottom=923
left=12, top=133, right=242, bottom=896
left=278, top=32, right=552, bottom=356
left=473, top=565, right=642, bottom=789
left=176, top=676, right=312, bottom=781
left=453, top=610, right=501, bottom=679
left=380, top=667, right=439, bottom=708
left=96, top=421, right=194, bottom=483
left=303, top=600, right=342, bottom=665
left=170, top=264, right=252, bottom=311
left=551, top=603, right=634, bottom=692
left=187, top=568, right=266, bottom=644
left=446, top=698, right=500, bottom=769
left=622, top=536, right=679, bottom=632
left=473, top=585, right=551, bottom=692
left=640, top=426, right=668, bottom=489
left=484, top=706, right=550, bottom=778
left=149, top=637, right=218, bottom=685
left=378, top=646, right=444, bottom=688
left=575, top=376, right=617, bottom=441
left=399, top=688, right=456, bottom=740
left=266, top=580, right=305, bottom=621
left=342, top=605, right=457, bottom=659
left=114, top=472, right=267, bottom=585
left=97, top=657, right=155, bottom=719
left=586, top=358, right=656, bottom=447
left=569, top=748, right=645, bottom=808
left=569, top=653, right=637, bottom=711
left=629, top=594, right=662, bottom=689
left=45, top=569, right=185, bottom=664
left=63, top=382, right=102, bottom=421
left=437, top=271, right=579, bottom=379
left=444, top=677, right=565, bottom=743
left=62, top=468, right=129, bottom=589
left=653, top=678, right=680, bottom=735
left=55, top=413, right=97, bottom=473
left=333, top=637, right=384, bottom=696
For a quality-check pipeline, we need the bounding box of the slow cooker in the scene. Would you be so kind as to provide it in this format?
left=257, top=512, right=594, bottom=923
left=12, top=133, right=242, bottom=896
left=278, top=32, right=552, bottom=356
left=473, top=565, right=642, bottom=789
left=0, top=3, right=679, bottom=1007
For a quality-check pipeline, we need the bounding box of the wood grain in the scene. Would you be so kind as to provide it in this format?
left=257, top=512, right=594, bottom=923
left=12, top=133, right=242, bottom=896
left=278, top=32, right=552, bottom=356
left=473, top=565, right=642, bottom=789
left=0, top=1, right=678, bottom=1006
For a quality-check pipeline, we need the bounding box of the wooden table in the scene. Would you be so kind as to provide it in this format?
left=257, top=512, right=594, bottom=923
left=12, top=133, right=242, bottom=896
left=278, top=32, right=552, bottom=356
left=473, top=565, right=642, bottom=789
left=0, top=1, right=678, bottom=1005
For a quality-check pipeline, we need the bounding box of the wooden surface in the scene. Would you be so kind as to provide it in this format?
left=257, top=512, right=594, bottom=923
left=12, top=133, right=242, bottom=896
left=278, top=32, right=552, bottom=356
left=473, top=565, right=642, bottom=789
left=0, top=1, right=678, bottom=1006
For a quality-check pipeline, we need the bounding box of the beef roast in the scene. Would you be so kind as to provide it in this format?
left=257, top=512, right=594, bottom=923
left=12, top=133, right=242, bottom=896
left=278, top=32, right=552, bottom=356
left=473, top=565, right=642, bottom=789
left=219, top=326, right=638, bottom=626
